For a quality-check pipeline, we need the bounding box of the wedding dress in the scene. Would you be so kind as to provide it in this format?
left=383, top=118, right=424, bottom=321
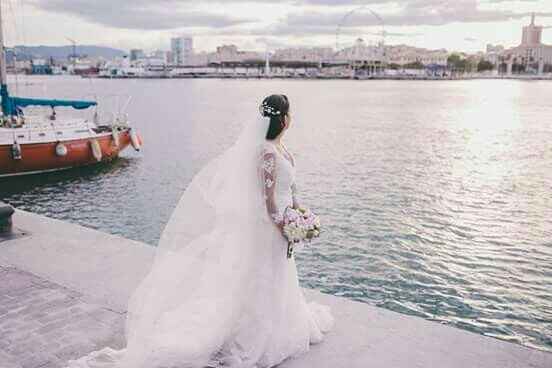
left=65, top=116, right=333, bottom=368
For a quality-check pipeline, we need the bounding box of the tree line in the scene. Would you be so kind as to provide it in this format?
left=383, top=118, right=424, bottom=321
left=447, top=53, right=494, bottom=73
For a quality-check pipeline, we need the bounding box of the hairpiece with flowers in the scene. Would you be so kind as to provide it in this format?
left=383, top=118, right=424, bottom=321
left=259, top=102, right=282, bottom=118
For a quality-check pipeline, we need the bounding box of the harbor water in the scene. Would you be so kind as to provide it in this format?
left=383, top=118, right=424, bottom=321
left=1, top=76, right=551, bottom=352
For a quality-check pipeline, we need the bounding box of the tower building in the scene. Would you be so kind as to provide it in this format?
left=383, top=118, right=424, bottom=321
left=522, top=13, right=543, bottom=46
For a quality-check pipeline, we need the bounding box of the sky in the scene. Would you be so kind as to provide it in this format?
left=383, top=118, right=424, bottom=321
left=2, top=0, right=552, bottom=53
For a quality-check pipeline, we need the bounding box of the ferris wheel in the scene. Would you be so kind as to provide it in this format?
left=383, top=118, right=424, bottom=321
left=335, top=6, right=386, bottom=52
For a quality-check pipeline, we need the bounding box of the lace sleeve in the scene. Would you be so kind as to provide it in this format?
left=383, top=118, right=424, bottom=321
left=261, top=150, right=283, bottom=226
left=288, top=148, right=299, bottom=209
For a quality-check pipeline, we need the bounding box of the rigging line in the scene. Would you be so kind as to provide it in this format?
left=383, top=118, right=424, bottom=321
left=87, top=75, right=100, bottom=122
left=17, top=0, right=27, bottom=80
left=13, top=0, right=23, bottom=96
left=87, top=69, right=99, bottom=101
left=18, top=0, right=30, bottom=99
left=6, top=0, right=20, bottom=96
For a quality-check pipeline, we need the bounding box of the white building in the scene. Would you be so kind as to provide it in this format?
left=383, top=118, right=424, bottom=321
left=171, top=36, right=193, bottom=65
left=335, top=38, right=385, bottom=62
left=151, top=50, right=168, bottom=64
left=211, top=45, right=262, bottom=63
left=272, top=47, right=334, bottom=62
left=31, top=58, right=48, bottom=66
left=386, top=45, right=448, bottom=66
left=178, top=45, right=263, bottom=66
left=186, top=51, right=211, bottom=66
left=484, top=44, right=505, bottom=65
left=487, top=44, right=504, bottom=54
left=522, top=14, right=543, bottom=46
left=100, top=56, right=144, bottom=77
left=502, top=14, right=552, bottom=74
left=14, top=59, right=31, bottom=71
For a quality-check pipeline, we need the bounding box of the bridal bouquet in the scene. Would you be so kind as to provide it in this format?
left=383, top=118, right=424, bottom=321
left=282, top=206, right=321, bottom=258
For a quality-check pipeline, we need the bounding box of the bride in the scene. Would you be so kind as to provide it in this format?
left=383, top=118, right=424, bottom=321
left=66, top=94, right=334, bottom=368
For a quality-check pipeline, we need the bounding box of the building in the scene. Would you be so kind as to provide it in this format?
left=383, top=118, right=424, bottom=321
left=165, top=51, right=174, bottom=65
left=31, top=58, right=52, bottom=75
left=129, top=49, right=145, bottom=61
left=335, top=38, right=385, bottom=62
left=385, top=45, right=448, bottom=66
left=186, top=51, right=210, bottom=66
left=483, top=44, right=505, bottom=65
left=522, top=14, right=543, bottom=46
left=171, top=36, right=193, bottom=65
left=501, top=14, right=552, bottom=74
left=272, top=47, right=334, bottom=62
left=487, top=44, right=505, bottom=54
left=152, top=50, right=167, bottom=64
left=207, top=45, right=262, bottom=63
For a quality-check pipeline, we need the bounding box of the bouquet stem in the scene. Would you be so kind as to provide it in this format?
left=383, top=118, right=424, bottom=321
left=287, top=242, right=293, bottom=259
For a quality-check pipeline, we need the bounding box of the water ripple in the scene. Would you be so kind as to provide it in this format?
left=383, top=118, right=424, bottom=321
left=1, top=77, right=551, bottom=352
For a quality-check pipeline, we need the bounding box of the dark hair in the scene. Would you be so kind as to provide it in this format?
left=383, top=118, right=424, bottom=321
left=259, top=94, right=290, bottom=140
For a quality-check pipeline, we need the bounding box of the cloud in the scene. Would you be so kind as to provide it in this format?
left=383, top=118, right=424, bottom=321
left=277, top=0, right=552, bottom=34
left=23, top=0, right=552, bottom=52
left=297, top=0, right=402, bottom=4
left=258, top=0, right=539, bottom=5
left=254, top=37, right=293, bottom=49
left=29, top=0, right=255, bottom=30
left=27, top=0, right=552, bottom=34
left=483, top=0, right=539, bottom=3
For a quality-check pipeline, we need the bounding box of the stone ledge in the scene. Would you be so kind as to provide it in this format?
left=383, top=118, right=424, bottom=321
left=0, top=210, right=551, bottom=368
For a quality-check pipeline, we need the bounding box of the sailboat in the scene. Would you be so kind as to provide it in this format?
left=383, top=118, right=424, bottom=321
left=0, top=2, right=142, bottom=178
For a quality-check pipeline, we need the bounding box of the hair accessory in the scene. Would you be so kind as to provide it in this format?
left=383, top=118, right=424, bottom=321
left=259, top=102, right=281, bottom=117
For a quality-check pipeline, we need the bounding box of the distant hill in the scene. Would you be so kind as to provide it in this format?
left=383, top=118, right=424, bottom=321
left=8, top=45, right=127, bottom=61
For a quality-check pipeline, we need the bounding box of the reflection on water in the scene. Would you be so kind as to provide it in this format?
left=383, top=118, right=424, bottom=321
left=1, top=76, right=551, bottom=352
left=1, top=158, right=138, bottom=234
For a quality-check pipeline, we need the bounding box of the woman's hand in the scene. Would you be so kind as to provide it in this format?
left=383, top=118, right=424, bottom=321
left=276, top=221, right=287, bottom=242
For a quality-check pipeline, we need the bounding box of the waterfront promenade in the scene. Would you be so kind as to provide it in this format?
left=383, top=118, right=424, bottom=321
left=1, top=210, right=551, bottom=368
left=92, top=72, right=552, bottom=81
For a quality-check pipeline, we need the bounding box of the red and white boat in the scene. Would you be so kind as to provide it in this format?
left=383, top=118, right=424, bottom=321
left=0, top=115, right=142, bottom=178
left=0, top=2, right=142, bottom=178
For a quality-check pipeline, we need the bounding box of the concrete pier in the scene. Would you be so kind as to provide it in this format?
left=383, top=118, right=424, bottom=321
left=1, top=210, right=551, bottom=368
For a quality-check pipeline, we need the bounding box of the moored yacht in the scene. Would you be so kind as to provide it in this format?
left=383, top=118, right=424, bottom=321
left=0, top=2, right=142, bottom=178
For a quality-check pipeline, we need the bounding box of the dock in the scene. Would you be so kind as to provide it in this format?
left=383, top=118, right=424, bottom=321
left=1, top=209, right=551, bottom=368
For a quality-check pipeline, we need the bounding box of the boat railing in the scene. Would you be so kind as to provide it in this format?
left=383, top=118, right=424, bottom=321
left=87, top=94, right=132, bottom=127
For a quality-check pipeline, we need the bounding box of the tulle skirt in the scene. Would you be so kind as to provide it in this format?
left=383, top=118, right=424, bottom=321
left=65, top=218, right=333, bottom=368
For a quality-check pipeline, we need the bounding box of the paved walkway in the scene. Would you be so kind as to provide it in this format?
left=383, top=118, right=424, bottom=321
left=1, top=210, right=552, bottom=368
left=0, top=266, right=124, bottom=368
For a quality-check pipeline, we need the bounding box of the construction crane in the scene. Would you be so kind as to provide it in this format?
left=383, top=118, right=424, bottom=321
left=65, top=37, right=77, bottom=74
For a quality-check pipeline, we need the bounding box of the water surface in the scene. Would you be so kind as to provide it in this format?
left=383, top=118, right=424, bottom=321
left=1, top=76, right=551, bottom=351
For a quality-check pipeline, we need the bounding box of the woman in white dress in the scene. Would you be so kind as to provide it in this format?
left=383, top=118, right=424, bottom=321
left=66, top=94, right=333, bottom=368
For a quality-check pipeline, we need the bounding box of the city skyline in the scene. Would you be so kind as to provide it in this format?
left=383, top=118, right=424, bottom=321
left=3, top=0, right=552, bottom=54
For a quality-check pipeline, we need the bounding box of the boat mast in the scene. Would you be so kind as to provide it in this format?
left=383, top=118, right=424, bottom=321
left=0, top=0, right=5, bottom=86
left=0, top=0, right=10, bottom=116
